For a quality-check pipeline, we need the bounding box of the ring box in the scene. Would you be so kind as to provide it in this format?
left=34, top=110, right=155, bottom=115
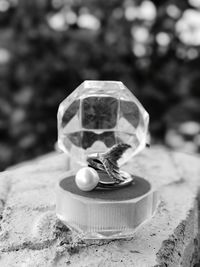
left=56, top=173, right=158, bottom=239
left=56, top=81, right=157, bottom=240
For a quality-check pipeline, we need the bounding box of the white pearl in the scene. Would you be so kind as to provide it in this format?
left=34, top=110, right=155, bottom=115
left=75, top=167, right=99, bottom=191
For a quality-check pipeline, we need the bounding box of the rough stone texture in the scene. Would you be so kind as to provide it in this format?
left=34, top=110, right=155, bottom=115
left=0, top=147, right=200, bottom=267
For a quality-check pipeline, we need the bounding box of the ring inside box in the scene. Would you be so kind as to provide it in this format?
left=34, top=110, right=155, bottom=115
left=59, top=172, right=151, bottom=201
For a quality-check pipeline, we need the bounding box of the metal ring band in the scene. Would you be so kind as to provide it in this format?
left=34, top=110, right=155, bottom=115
left=95, top=171, right=134, bottom=190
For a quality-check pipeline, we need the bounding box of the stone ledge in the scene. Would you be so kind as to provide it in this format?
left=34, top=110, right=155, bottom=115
left=0, top=146, right=199, bottom=267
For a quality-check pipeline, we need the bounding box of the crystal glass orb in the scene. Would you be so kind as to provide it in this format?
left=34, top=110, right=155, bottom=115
left=57, top=81, right=149, bottom=166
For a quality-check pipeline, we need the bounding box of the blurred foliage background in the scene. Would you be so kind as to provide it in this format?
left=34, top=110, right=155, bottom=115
left=1, top=0, right=200, bottom=170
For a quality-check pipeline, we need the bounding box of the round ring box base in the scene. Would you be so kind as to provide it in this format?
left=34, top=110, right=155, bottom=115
left=56, top=172, right=159, bottom=240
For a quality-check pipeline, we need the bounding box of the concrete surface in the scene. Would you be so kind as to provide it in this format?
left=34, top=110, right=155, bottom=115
left=0, top=146, right=200, bottom=267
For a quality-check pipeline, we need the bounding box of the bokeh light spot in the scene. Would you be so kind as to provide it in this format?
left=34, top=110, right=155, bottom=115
left=77, top=14, right=100, bottom=30
left=189, top=0, right=200, bottom=8
left=132, top=26, right=149, bottom=43
left=187, top=48, right=198, bottom=59
left=65, top=10, right=77, bottom=25
left=133, top=44, right=146, bottom=57
left=166, top=5, right=181, bottom=19
left=0, top=0, right=10, bottom=12
left=0, top=48, right=11, bottom=64
left=48, top=12, right=68, bottom=31
left=179, top=121, right=200, bottom=136
left=176, top=9, right=200, bottom=46
left=125, top=6, right=138, bottom=21
left=139, top=1, right=156, bottom=21
left=156, top=32, right=171, bottom=46
left=125, top=1, right=156, bottom=21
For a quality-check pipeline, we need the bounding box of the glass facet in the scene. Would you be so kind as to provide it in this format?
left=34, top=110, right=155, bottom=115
left=57, top=81, right=149, bottom=166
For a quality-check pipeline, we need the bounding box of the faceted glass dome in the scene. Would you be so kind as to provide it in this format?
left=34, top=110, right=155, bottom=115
left=57, top=81, right=149, bottom=166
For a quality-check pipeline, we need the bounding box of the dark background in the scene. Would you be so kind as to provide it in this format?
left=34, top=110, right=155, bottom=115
left=1, top=0, right=200, bottom=170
